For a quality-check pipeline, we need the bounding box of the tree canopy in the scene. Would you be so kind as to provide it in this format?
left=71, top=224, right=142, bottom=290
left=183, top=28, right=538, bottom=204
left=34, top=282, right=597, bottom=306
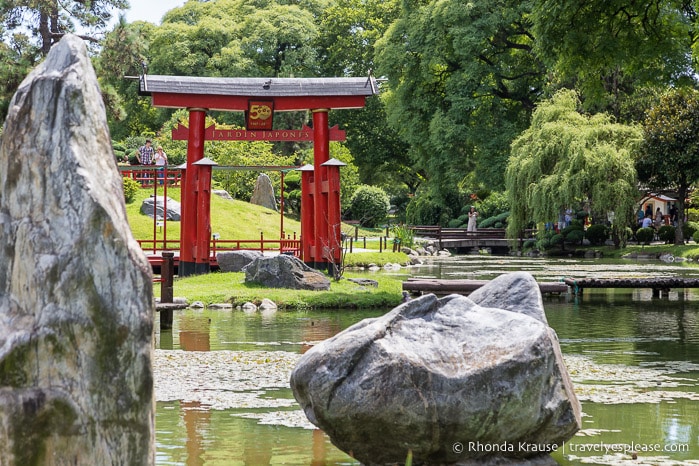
left=638, top=88, right=699, bottom=243
left=531, top=0, right=697, bottom=117
left=149, top=0, right=320, bottom=77
left=375, top=0, right=545, bottom=199
left=506, top=90, right=642, bottom=238
left=0, top=0, right=127, bottom=121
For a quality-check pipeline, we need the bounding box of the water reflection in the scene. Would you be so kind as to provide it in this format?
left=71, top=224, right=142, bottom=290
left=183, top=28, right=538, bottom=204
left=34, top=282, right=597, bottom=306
left=155, top=256, right=699, bottom=465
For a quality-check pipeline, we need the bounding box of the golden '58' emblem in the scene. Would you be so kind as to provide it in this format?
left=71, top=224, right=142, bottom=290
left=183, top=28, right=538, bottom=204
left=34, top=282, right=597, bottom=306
left=247, top=100, right=274, bottom=129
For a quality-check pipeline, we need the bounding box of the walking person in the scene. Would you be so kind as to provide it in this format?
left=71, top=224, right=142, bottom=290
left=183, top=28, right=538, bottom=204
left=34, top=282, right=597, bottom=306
left=467, top=206, right=478, bottom=232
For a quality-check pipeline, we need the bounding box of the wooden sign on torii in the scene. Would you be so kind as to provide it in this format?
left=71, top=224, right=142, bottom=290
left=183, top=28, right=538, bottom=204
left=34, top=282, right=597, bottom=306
left=171, top=123, right=347, bottom=141
left=140, top=75, right=377, bottom=276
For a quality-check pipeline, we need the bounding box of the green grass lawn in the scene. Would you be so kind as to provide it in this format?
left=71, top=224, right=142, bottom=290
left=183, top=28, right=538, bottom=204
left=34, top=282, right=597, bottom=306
left=167, top=271, right=405, bottom=309
left=126, top=186, right=386, bottom=243
left=126, top=187, right=300, bottom=242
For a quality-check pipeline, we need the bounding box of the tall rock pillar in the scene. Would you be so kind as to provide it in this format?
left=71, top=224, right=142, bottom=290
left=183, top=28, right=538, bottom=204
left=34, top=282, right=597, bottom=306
left=0, top=35, right=155, bottom=465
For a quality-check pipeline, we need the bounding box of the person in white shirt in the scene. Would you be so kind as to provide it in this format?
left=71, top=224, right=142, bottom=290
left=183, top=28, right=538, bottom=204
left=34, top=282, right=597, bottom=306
left=154, top=146, right=168, bottom=185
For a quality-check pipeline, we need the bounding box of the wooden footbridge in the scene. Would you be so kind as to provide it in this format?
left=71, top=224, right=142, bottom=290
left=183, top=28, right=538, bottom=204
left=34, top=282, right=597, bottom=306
left=403, top=276, right=699, bottom=298
left=408, top=226, right=534, bottom=252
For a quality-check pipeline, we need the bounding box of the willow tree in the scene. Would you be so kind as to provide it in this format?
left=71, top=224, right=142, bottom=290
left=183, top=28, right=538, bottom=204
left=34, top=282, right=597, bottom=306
left=505, top=90, right=642, bottom=245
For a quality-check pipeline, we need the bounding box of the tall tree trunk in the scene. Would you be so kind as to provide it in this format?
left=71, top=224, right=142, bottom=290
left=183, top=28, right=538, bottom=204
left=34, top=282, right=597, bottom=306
left=39, top=1, right=61, bottom=56
left=675, top=185, right=688, bottom=245
left=39, top=12, right=52, bottom=55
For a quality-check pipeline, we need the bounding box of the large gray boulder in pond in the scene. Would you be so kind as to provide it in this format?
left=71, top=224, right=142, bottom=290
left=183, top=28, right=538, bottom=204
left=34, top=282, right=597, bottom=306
left=244, top=255, right=330, bottom=290
left=290, top=272, right=581, bottom=465
left=217, top=250, right=263, bottom=272
left=0, top=35, right=154, bottom=465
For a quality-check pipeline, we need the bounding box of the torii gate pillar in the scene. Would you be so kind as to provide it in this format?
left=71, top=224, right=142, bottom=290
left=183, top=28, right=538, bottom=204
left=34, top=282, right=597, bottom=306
left=310, top=109, right=330, bottom=269
left=298, top=164, right=315, bottom=262
left=180, top=108, right=208, bottom=277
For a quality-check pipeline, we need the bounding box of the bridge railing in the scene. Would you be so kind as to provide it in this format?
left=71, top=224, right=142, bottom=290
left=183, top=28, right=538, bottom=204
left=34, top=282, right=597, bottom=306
left=408, top=226, right=507, bottom=239
left=408, top=225, right=537, bottom=249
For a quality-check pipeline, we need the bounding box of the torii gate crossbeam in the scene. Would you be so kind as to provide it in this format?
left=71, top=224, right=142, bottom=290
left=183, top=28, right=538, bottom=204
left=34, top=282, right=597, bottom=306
left=139, top=75, right=377, bottom=276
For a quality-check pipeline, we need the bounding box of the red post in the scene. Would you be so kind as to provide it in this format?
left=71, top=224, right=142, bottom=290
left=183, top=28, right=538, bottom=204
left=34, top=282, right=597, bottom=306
left=180, top=108, right=207, bottom=277
left=322, top=159, right=345, bottom=265
left=280, top=170, right=285, bottom=241
left=312, top=109, right=330, bottom=270
left=152, top=170, right=158, bottom=254
left=299, top=164, right=315, bottom=263
left=193, top=158, right=216, bottom=274
left=162, top=166, right=168, bottom=250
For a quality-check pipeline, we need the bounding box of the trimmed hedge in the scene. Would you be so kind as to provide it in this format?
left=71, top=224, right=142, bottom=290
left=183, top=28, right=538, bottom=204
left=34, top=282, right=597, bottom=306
left=657, top=225, right=676, bottom=243
left=348, top=185, right=390, bottom=228
left=585, top=224, right=608, bottom=246
left=635, top=227, right=655, bottom=245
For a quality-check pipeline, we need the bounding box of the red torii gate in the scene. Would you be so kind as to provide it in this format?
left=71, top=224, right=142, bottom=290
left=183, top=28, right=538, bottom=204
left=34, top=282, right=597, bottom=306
left=139, top=75, right=377, bottom=276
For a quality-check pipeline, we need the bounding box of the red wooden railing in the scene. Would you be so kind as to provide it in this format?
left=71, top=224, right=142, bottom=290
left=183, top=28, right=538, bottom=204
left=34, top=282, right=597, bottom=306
left=122, top=166, right=301, bottom=265
left=137, top=231, right=302, bottom=266
left=119, top=166, right=182, bottom=187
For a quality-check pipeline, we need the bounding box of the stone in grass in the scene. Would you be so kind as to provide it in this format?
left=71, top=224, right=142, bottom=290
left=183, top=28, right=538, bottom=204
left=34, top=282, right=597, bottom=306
left=290, top=272, right=581, bottom=465
left=217, top=250, right=263, bottom=273
left=244, top=255, right=330, bottom=291
left=347, top=278, right=379, bottom=288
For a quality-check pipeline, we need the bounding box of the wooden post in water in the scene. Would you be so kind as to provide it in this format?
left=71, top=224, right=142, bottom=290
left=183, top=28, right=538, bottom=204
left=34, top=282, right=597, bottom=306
left=160, top=252, right=175, bottom=330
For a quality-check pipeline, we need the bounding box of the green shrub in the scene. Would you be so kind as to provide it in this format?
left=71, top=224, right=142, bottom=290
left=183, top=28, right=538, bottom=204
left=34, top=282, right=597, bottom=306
left=693, top=230, right=699, bottom=244
left=585, top=224, right=609, bottom=246
left=682, top=221, right=699, bottom=240
left=550, top=234, right=564, bottom=247
left=537, top=237, right=551, bottom=250
left=635, top=227, right=655, bottom=245
left=494, top=211, right=510, bottom=224
left=522, top=238, right=537, bottom=250
left=477, top=212, right=508, bottom=229
left=561, top=223, right=584, bottom=237
left=657, top=225, right=676, bottom=243
left=122, top=177, right=140, bottom=203
left=478, top=216, right=498, bottom=228
left=447, top=218, right=463, bottom=228
left=565, top=229, right=585, bottom=245
left=348, top=185, right=390, bottom=228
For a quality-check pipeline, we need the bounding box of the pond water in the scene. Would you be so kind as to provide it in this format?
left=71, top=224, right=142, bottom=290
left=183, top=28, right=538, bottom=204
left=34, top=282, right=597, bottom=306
left=155, top=255, right=699, bottom=465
